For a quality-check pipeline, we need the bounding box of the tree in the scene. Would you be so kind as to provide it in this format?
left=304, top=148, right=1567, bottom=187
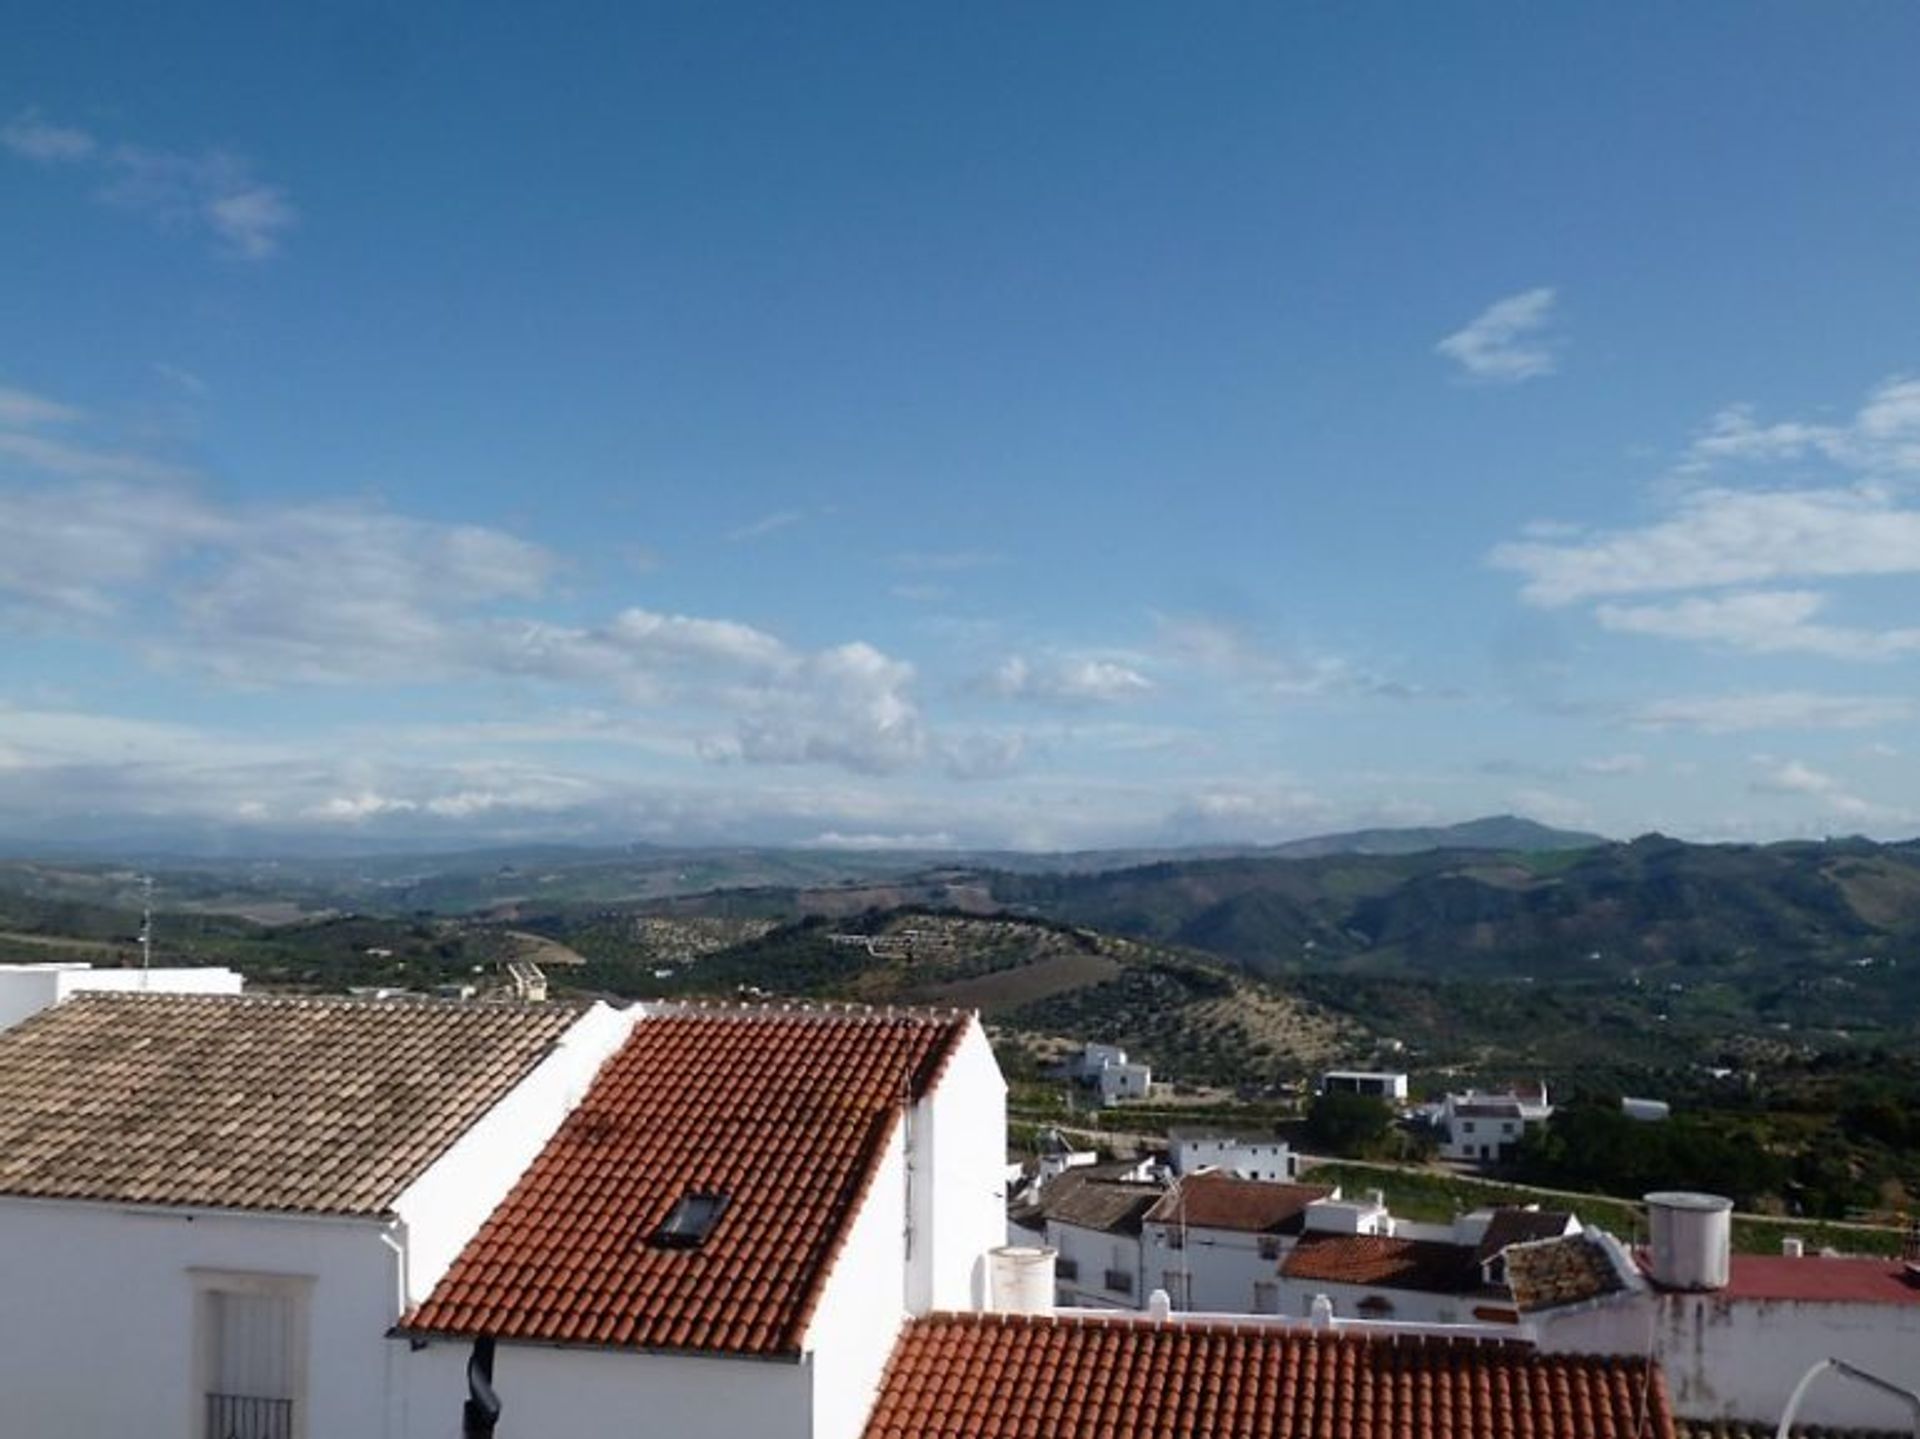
left=1305, top=1092, right=1394, bottom=1156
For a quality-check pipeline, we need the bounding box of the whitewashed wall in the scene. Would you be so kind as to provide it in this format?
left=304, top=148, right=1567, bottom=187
left=1142, top=1222, right=1296, bottom=1313
left=1273, top=1275, right=1490, bottom=1326
left=400, top=1339, right=810, bottom=1439
left=914, top=1018, right=1006, bottom=1313
left=0, top=1197, right=404, bottom=1439
left=0, top=963, right=244, bottom=1031
left=1531, top=1289, right=1920, bottom=1429
left=807, top=1123, right=908, bottom=1439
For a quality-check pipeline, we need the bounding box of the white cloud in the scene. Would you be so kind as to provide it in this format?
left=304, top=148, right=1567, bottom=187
left=1578, top=753, right=1647, bottom=777
left=1595, top=589, right=1920, bottom=660
left=1678, top=376, right=1920, bottom=478
left=1, top=109, right=96, bottom=163
left=939, top=729, right=1028, bottom=781
left=4, top=110, right=294, bottom=259
left=982, top=654, right=1154, bottom=706
left=1748, top=758, right=1877, bottom=818
left=0, top=482, right=229, bottom=618
left=0, top=429, right=198, bottom=483
left=726, top=510, right=804, bottom=542
left=1494, top=486, right=1920, bottom=607
left=1629, top=692, right=1912, bottom=734
left=101, top=145, right=296, bottom=259
left=888, top=549, right=1005, bottom=573
left=1153, top=613, right=1402, bottom=700
left=1435, top=287, right=1560, bottom=383
left=0, top=386, right=81, bottom=427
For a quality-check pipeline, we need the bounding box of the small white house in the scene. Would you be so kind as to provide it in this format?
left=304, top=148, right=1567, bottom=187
left=1318, top=1070, right=1410, bottom=1103
left=1140, top=1174, right=1334, bottom=1314
left=1169, top=1127, right=1298, bottom=1182
left=1436, top=1083, right=1552, bottom=1161
left=0, top=990, right=629, bottom=1439
left=1009, top=1166, right=1163, bottom=1310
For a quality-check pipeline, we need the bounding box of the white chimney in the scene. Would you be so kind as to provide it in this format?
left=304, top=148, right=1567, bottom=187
left=987, top=1245, right=1056, bottom=1315
left=1146, top=1288, right=1172, bottom=1322
left=1643, top=1192, right=1733, bottom=1291
left=1782, top=1236, right=1804, bottom=1259
left=1309, top=1294, right=1334, bottom=1329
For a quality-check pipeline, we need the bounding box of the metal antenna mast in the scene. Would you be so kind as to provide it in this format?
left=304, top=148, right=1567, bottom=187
left=139, top=875, right=153, bottom=974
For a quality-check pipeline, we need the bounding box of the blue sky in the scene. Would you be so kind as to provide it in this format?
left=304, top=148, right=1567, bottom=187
left=4, top=3, right=1920, bottom=851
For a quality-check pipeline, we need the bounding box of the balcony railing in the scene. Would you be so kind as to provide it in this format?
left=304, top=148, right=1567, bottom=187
left=1104, top=1268, right=1134, bottom=1295
left=206, top=1392, right=293, bottom=1439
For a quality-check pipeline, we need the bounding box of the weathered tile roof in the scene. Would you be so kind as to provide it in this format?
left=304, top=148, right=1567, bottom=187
left=1281, top=1233, right=1485, bottom=1294
left=1145, top=1174, right=1332, bottom=1235
left=863, top=1313, right=1676, bottom=1439
left=404, top=1003, right=971, bottom=1355
left=1024, top=1168, right=1165, bottom=1236
left=0, top=992, right=579, bottom=1215
left=1476, top=1207, right=1576, bottom=1262
left=1506, top=1233, right=1628, bottom=1313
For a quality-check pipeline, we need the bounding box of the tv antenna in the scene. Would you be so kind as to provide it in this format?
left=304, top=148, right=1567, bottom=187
left=138, top=875, right=153, bottom=975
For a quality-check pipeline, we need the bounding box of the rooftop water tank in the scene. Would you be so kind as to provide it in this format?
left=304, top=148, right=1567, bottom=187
left=988, top=1245, right=1057, bottom=1315
left=1643, top=1191, right=1732, bottom=1291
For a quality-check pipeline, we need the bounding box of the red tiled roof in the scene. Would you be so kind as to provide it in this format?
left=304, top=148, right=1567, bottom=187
left=1282, top=1233, right=1484, bottom=1294
left=863, top=1312, right=1675, bottom=1439
left=1650, top=1252, right=1920, bottom=1306
left=405, top=1003, right=970, bottom=1355
left=1144, top=1174, right=1332, bottom=1234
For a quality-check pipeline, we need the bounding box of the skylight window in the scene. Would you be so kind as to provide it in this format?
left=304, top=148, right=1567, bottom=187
left=654, top=1191, right=730, bottom=1249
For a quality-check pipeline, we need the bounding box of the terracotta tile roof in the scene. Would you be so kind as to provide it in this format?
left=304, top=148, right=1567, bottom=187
left=1145, top=1174, right=1332, bottom=1234
left=1026, top=1169, right=1164, bottom=1236
left=1281, top=1233, right=1484, bottom=1294
left=1506, top=1234, right=1628, bottom=1313
left=1655, top=1252, right=1920, bottom=1305
left=0, top=992, right=579, bottom=1215
left=863, top=1313, right=1675, bottom=1439
left=405, top=1003, right=970, bottom=1355
left=1476, top=1207, right=1576, bottom=1262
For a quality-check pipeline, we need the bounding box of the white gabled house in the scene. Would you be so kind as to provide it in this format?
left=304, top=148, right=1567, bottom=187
left=0, top=989, right=629, bottom=1439
left=0, top=985, right=1010, bottom=1439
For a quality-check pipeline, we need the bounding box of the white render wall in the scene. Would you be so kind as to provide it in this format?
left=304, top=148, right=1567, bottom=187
left=391, top=1001, right=633, bottom=1303
left=0, top=962, right=244, bottom=1031
left=808, top=1123, right=910, bottom=1439
left=1171, top=1135, right=1296, bottom=1181
left=1049, top=1220, right=1143, bottom=1309
left=1273, top=1275, right=1494, bottom=1327
left=1142, top=1222, right=1296, bottom=1314
left=400, top=1339, right=809, bottom=1439
left=0, top=1196, right=406, bottom=1439
left=1530, top=1290, right=1920, bottom=1429
left=914, top=1017, right=1007, bottom=1313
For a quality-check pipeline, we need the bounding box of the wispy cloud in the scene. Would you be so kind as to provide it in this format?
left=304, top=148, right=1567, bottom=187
left=980, top=654, right=1154, bottom=706
left=1, top=108, right=96, bottom=163
left=888, top=549, right=1005, bottom=573
left=1435, top=287, right=1559, bottom=383
left=1748, top=757, right=1879, bottom=819
left=3, top=108, right=295, bottom=259
left=726, top=509, right=805, bottom=542
left=0, top=385, right=81, bottom=428
left=1629, top=692, right=1912, bottom=734
left=1152, top=613, right=1411, bottom=700
left=1595, top=589, right=1920, bottom=660
left=1677, top=376, right=1920, bottom=478
left=1493, top=485, right=1920, bottom=607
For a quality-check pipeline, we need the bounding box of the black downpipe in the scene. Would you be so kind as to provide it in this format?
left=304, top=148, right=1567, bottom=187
left=464, top=1335, right=501, bottom=1437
